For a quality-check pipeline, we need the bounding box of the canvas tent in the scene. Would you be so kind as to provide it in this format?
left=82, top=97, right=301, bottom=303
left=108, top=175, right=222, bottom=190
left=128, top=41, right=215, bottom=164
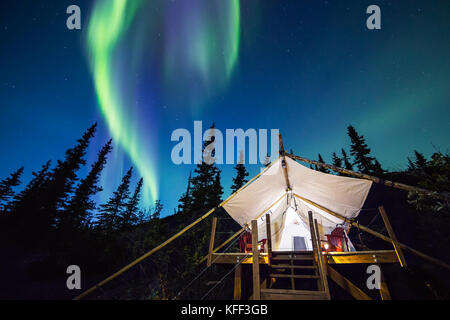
left=222, top=156, right=373, bottom=252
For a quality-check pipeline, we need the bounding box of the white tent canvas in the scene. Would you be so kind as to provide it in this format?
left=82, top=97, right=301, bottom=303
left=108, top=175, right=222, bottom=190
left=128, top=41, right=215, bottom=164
left=223, top=156, right=373, bottom=251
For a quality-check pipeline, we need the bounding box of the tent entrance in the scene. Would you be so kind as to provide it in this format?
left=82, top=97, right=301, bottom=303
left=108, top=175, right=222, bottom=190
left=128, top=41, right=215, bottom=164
left=273, top=206, right=313, bottom=252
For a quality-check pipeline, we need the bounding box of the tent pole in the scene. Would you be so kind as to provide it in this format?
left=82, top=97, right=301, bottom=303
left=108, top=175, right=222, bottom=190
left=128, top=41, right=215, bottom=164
left=287, top=153, right=449, bottom=202
left=278, top=134, right=291, bottom=191
left=294, top=193, right=450, bottom=271
left=265, top=213, right=272, bottom=265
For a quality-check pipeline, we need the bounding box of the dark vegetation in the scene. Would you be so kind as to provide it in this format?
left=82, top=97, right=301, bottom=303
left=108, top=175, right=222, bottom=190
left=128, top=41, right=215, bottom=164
left=0, top=123, right=449, bottom=299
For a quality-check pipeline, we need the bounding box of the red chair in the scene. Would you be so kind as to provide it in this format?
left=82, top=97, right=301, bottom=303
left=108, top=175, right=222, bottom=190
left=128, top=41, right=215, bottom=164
left=325, top=227, right=349, bottom=252
left=239, top=230, right=267, bottom=253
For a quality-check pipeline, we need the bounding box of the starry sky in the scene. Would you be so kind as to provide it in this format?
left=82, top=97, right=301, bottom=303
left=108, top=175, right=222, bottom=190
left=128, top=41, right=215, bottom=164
left=1, top=0, right=449, bottom=216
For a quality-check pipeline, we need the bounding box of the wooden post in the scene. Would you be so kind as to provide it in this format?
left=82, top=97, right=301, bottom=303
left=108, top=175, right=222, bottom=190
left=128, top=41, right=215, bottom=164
left=207, top=217, right=218, bottom=267
left=378, top=266, right=391, bottom=300
left=251, top=220, right=261, bottom=300
left=265, top=213, right=272, bottom=265
left=378, top=206, right=407, bottom=268
left=233, top=264, right=242, bottom=300
left=314, top=219, right=330, bottom=299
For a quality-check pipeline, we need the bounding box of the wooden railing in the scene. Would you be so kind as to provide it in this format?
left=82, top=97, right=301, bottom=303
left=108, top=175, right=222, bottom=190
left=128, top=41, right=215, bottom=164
left=308, top=211, right=330, bottom=298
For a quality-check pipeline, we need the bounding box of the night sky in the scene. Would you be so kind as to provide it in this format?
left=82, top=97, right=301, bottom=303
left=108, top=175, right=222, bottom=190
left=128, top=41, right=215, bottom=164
left=1, top=0, right=449, bottom=216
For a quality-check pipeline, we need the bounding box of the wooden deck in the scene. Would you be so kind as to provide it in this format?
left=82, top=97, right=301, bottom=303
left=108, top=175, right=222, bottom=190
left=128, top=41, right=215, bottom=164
left=211, top=250, right=398, bottom=265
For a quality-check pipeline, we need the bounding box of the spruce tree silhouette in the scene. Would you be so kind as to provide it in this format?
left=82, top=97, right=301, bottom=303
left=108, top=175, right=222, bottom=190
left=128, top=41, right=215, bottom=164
left=331, top=152, right=342, bottom=175
left=0, top=166, right=24, bottom=211
left=120, top=177, right=143, bottom=229
left=341, top=148, right=353, bottom=171
left=10, top=161, right=51, bottom=245
left=347, top=125, right=383, bottom=175
left=98, top=167, right=133, bottom=232
left=230, top=153, right=249, bottom=193
left=42, top=123, right=97, bottom=236
left=317, top=154, right=330, bottom=173
left=62, top=139, right=113, bottom=231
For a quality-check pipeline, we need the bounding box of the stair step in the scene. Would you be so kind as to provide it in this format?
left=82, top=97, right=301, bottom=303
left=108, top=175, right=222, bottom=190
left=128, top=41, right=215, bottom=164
left=260, top=288, right=329, bottom=300
left=269, top=274, right=319, bottom=279
left=271, top=264, right=316, bottom=269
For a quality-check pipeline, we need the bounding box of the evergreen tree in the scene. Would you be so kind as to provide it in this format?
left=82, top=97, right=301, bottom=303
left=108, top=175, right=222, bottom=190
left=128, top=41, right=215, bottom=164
left=62, top=139, right=112, bottom=230
left=10, top=161, right=52, bottom=242
left=209, top=171, right=224, bottom=208
left=230, top=163, right=249, bottom=194
left=347, top=125, right=382, bottom=175
left=43, top=123, right=97, bottom=228
left=341, top=148, right=353, bottom=171
left=414, top=150, right=428, bottom=168
left=317, top=154, right=330, bottom=173
left=372, top=159, right=385, bottom=176
left=151, top=200, right=163, bottom=220
left=120, top=177, right=143, bottom=229
left=189, top=124, right=223, bottom=215
left=177, top=172, right=192, bottom=214
left=331, top=152, right=342, bottom=168
left=0, top=166, right=24, bottom=211
left=97, top=167, right=133, bottom=231
left=407, top=157, right=416, bottom=170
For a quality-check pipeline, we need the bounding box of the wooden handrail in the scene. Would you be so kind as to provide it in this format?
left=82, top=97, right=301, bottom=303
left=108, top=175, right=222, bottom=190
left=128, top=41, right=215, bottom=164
left=308, top=211, right=330, bottom=297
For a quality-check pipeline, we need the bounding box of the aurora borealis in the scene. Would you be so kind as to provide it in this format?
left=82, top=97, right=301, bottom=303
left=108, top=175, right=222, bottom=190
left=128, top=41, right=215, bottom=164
left=85, top=0, right=240, bottom=205
left=1, top=0, right=450, bottom=215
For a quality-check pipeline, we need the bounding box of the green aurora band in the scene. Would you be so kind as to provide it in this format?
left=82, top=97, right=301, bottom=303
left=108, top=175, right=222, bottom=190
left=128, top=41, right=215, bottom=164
left=86, top=0, right=240, bottom=205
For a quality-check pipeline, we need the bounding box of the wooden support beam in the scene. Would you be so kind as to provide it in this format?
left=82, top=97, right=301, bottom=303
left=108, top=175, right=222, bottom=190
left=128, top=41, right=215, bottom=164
left=378, top=206, right=407, bottom=268
left=287, top=153, right=449, bottom=202
left=207, top=217, right=218, bottom=267
left=265, top=213, right=272, bottom=265
left=294, top=193, right=450, bottom=271
left=377, top=265, right=391, bottom=300
left=326, top=250, right=398, bottom=264
left=326, top=266, right=371, bottom=300
left=233, top=264, right=242, bottom=300
left=278, top=134, right=291, bottom=191
left=379, top=274, right=391, bottom=300
left=251, top=220, right=261, bottom=300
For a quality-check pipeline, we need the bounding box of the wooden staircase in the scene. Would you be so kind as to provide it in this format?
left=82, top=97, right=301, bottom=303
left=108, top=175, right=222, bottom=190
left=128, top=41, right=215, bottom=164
left=260, top=251, right=330, bottom=300
left=259, top=212, right=331, bottom=300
